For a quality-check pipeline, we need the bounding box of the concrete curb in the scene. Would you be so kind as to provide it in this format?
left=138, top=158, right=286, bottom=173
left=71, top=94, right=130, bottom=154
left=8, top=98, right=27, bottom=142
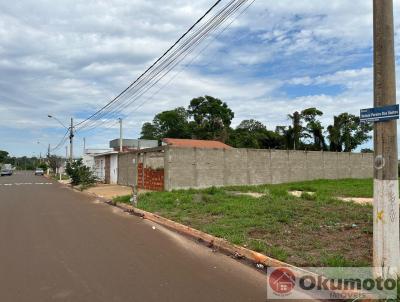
left=114, top=202, right=374, bottom=302
left=56, top=181, right=375, bottom=302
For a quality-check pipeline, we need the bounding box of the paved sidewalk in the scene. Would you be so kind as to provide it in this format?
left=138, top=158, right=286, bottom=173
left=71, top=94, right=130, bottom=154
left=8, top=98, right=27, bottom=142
left=85, top=184, right=153, bottom=200
left=85, top=184, right=133, bottom=199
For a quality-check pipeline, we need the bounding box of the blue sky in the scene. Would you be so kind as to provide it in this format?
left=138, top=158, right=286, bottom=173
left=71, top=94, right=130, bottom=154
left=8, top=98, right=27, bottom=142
left=0, top=0, right=399, bottom=157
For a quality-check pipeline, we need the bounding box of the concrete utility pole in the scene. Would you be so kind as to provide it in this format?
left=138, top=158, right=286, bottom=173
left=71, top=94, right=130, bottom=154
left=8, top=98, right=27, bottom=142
left=47, top=144, right=50, bottom=158
left=373, top=0, right=399, bottom=279
left=119, top=118, right=123, bottom=152
left=69, top=117, right=74, bottom=161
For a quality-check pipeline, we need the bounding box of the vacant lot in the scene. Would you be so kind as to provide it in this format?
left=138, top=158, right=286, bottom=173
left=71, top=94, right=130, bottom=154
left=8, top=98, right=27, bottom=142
left=115, top=179, right=378, bottom=267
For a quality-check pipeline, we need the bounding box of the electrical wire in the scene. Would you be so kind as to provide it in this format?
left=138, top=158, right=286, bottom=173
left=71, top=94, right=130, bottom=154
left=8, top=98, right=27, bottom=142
left=78, top=0, right=255, bottom=134
left=76, top=0, right=249, bottom=132
left=76, top=0, right=238, bottom=131
left=50, top=129, right=69, bottom=152
left=74, top=0, right=223, bottom=128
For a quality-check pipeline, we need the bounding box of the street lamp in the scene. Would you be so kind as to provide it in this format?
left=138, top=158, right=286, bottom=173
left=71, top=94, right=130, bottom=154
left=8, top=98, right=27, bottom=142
left=47, top=114, right=74, bottom=161
left=47, top=115, right=68, bottom=130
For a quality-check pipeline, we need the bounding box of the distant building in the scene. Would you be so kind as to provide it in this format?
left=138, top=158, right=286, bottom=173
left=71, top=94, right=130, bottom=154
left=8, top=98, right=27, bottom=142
left=109, top=139, right=158, bottom=151
left=91, top=151, right=119, bottom=183
left=85, top=139, right=158, bottom=184
left=82, top=148, right=113, bottom=172
left=162, top=138, right=231, bottom=149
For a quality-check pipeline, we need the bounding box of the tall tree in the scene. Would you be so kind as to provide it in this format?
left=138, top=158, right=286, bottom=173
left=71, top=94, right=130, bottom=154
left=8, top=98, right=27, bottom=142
left=153, top=107, right=190, bottom=139
left=188, top=96, right=234, bottom=142
left=301, top=107, right=326, bottom=150
left=140, top=107, right=190, bottom=140
left=327, top=113, right=372, bottom=152
left=140, top=122, right=157, bottom=140
left=287, top=111, right=302, bottom=149
left=230, top=119, right=267, bottom=148
left=275, top=126, right=294, bottom=149
left=0, top=150, right=8, bottom=163
left=48, top=155, right=64, bottom=172
left=327, top=116, right=342, bottom=152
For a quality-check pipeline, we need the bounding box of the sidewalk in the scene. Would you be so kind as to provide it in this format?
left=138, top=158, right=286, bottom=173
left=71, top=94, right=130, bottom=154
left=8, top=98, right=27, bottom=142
left=85, top=184, right=132, bottom=200
left=85, top=184, right=152, bottom=200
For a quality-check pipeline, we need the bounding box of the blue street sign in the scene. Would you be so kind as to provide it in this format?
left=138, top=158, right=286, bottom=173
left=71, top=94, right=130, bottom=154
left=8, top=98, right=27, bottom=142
left=360, top=104, right=399, bottom=123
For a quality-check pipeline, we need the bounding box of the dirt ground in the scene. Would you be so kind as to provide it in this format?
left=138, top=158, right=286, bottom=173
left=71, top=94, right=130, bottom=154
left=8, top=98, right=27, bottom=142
left=86, top=184, right=133, bottom=200
left=337, top=197, right=373, bottom=205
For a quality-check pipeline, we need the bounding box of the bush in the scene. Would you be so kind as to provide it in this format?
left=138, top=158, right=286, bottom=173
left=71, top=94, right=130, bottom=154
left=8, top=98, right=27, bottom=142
left=66, top=159, right=97, bottom=187
left=38, top=162, right=48, bottom=171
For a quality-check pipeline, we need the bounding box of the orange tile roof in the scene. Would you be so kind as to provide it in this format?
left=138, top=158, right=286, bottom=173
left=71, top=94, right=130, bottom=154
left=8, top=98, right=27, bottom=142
left=163, top=138, right=232, bottom=149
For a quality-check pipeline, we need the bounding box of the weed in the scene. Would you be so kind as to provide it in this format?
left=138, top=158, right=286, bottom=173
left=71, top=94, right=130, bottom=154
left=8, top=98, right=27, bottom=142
left=113, top=178, right=379, bottom=267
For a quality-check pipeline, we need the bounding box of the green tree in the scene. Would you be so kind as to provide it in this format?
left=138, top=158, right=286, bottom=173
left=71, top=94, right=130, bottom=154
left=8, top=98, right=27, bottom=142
left=237, top=119, right=267, bottom=132
left=287, top=111, right=302, bottom=149
left=141, top=107, right=190, bottom=140
left=0, top=150, right=9, bottom=163
left=153, top=107, right=190, bottom=139
left=66, top=159, right=96, bottom=187
left=275, top=125, right=294, bottom=149
left=327, top=113, right=372, bottom=152
left=229, top=119, right=267, bottom=148
left=301, top=107, right=326, bottom=150
left=361, top=148, right=373, bottom=153
left=327, top=116, right=342, bottom=151
left=38, top=162, right=48, bottom=171
left=229, top=119, right=283, bottom=149
left=48, top=155, right=64, bottom=172
left=188, top=95, right=234, bottom=142
left=140, top=122, right=157, bottom=140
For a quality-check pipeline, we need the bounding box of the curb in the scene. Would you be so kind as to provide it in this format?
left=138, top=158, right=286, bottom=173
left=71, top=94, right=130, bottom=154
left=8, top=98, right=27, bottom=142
left=114, top=202, right=374, bottom=302
left=58, top=182, right=376, bottom=302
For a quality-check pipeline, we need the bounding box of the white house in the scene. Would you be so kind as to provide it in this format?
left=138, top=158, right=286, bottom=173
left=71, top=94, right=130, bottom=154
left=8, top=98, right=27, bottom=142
left=93, top=151, right=118, bottom=184
left=83, top=148, right=113, bottom=172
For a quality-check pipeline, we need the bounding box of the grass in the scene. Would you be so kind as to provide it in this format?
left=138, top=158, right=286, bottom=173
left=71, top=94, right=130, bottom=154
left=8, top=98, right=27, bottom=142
left=114, top=178, right=378, bottom=267
left=51, top=173, right=70, bottom=181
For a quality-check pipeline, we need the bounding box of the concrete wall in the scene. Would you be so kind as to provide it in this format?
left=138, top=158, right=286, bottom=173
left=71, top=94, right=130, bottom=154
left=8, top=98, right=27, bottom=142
left=118, top=150, right=165, bottom=187
left=164, top=146, right=374, bottom=190
left=118, top=153, right=137, bottom=186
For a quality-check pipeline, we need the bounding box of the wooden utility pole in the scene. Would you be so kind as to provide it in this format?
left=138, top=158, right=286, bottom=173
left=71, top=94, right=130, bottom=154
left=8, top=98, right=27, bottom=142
left=119, top=118, right=123, bottom=152
left=69, top=117, right=74, bottom=161
left=373, top=0, right=399, bottom=278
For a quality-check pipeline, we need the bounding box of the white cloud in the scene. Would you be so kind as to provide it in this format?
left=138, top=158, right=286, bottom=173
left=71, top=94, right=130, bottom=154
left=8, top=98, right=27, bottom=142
left=0, top=0, right=399, bottom=156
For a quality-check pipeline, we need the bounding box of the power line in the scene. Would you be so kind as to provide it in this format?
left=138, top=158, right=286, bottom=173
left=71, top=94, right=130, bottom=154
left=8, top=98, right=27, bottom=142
left=50, top=129, right=69, bottom=152
left=75, top=0, right=223, bottom=128
left=76, top=0, right=250, bottom=133
left=76, top=0, right=237, bottom=131
left=79, top=0, right=255, bottom=134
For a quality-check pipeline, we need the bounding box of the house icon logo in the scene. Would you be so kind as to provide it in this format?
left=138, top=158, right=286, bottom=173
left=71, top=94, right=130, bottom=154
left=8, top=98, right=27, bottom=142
left=269, top=268, right=296, bottom=296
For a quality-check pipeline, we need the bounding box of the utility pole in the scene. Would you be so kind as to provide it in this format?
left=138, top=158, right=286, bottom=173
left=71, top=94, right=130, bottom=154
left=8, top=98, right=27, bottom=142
left=69, top=117, right=74, bottom=161
left=119, top=118, right=123, bottom=152
left=47, top=144, right=50, bottom=158
left=373, top=0, right=399, bottom=279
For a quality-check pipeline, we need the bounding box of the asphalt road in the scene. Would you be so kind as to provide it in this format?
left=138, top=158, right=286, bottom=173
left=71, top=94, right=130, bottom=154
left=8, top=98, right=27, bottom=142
left=0, top=172, right=269, bottom=302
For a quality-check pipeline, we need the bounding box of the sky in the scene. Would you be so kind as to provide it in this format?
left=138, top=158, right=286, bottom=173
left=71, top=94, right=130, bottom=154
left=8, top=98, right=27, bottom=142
left=0, top=0, right=400, bottom=157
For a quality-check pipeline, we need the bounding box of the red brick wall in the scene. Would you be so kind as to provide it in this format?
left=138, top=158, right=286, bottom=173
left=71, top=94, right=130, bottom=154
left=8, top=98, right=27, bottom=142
left=137, top=163, right=164, bottom=191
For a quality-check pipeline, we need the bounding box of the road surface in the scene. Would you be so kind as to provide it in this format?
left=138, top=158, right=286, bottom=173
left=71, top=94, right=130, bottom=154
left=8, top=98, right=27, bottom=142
left=0, top=172, right=270, bottom=302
